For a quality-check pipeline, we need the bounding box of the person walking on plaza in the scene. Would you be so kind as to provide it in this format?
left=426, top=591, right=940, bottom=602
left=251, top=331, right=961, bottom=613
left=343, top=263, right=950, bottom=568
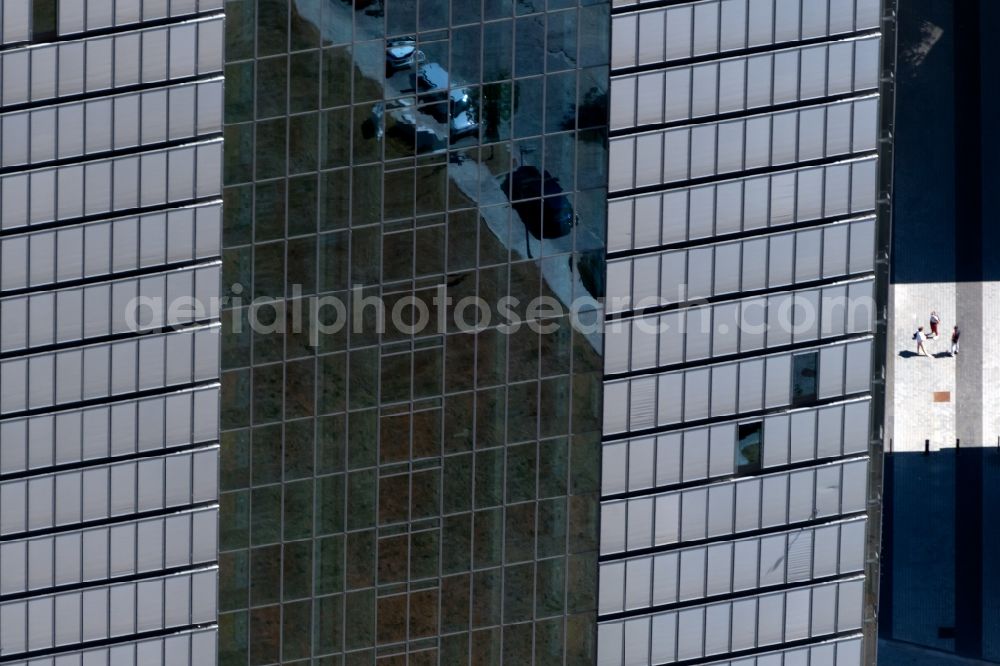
left=914, top=326, right=930, bottom=356
left=929, top=311, right=940, bottom=338
left=951, top=325, right=960, bottom=356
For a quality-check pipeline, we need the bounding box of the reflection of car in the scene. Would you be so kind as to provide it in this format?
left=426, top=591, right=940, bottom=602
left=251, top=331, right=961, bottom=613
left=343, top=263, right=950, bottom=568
left=411, top=64, right=479, bottom=139
left=446, top=89, right=478, bottom=139
left=411, top=62, right=449, bottom=95
left=502, top=166, right=575, bottom=239
left=386, top=38, right=425, bottom=73
left=388, top=111, right=447, bottom=154
left=368, top=102, right=447, bottom=154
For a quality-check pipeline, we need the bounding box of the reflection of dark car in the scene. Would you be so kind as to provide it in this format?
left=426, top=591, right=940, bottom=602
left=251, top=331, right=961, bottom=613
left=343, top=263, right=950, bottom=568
left=389, top=113, right=447, bottom=154
left=366, top=102, right=448, bottom=155
left=502, top=166, right=575, bottom=239
left=411, top=64, right=479, bottom=139
left=385, top=38, right=424, bottom=74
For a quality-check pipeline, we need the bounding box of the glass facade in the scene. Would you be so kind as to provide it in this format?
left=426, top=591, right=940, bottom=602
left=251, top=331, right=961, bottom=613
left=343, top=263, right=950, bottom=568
left=218, top=1, right=609, bottom=664
left=0, top=0, right=224, bottom=663
left=597, top=0, right=889, bottom=664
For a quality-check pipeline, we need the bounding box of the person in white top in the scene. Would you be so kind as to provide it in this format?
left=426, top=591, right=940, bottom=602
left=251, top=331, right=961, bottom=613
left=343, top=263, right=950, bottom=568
left=914, top=326, right=929, bottom=356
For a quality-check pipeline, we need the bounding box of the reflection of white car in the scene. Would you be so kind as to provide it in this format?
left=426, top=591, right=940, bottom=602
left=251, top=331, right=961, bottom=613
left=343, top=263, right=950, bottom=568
left=385, top=38, right=425, bottom=73
left=411, top=64, right=479, bottom=140
left=448, top=89, right=478, bottom=139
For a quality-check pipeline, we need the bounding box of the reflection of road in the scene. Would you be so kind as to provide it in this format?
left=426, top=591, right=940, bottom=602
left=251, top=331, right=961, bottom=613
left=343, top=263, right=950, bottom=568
left=303, top=0, right=603, bottom=350
left=447, top=157, right=602, bottom=351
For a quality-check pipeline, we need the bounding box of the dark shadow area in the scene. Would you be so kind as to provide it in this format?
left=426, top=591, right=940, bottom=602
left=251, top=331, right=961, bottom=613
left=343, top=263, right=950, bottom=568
left=890, top=0, right=955, bottom=284
left=898, top=350, right=920, bottom=358
left=890, top=0, right=1000, bottom=283
left=880, top=446, right=1000, bottom=663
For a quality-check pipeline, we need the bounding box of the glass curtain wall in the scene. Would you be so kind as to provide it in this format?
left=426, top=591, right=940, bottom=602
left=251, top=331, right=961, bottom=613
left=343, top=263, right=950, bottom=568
left=218, top=1, right=609, bottom=664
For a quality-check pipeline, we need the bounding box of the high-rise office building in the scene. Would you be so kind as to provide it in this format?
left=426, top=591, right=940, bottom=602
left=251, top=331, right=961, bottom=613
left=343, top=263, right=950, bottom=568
left=0, top=0, right=224, bottom=663
left=597, top=1, right=892, bottom=665
left=0, top=0, right=894, bottom=665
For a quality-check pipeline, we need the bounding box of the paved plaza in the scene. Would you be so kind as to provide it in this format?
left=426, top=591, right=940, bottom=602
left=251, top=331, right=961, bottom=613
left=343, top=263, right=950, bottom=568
left=887, top=282, right=1000, bottom=452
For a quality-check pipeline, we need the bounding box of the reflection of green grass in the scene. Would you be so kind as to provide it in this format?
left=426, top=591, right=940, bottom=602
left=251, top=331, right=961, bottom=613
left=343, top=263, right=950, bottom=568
left=322, top=43, right=383, bottom=108
left=415, top=164, right=448, bottom=215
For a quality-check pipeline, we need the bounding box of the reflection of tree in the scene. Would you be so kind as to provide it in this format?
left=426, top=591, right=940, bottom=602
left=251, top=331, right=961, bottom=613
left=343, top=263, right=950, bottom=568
left=574, top=86, right=608, bottom=130
left=574, top=249, right=606, bottom=299
left=482, top=78, right=513, bottom=144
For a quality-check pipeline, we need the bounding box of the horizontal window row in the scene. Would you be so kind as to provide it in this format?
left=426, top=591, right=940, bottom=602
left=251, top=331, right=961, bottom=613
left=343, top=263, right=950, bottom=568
left=0, top=628, right=218, bottom=666
left=0, top=16, right=223, bottom=106
left=0, top=324, right=219, bottom=415
left=607, top=157, right=877, bottom=253
left=599, top=517, right=866, bottom=615
left=0, top=264, right=220, bottom=352
left=0, top=568, right=217, bottom=657
left=0, top=202, right=221, bottom=292
left=0, top=77, right=222, bottom=167
left=0, top=386, right=218, bottom=476
left=0, top=446, right=218, bottom=537
left=0, top=0, right=221, bottom=44
left=0, top=506, right=216, bottom=597
left=609, top=96, right=879, bottom=192
left=604, top=339, right=873, bottom=435
left=611, top=36, right=880, bottom=130
left=606, top=280, right=875, bottom=374
left=693, top=638, right=864, bottom=666
left=600, top=457, right=868, bottom=555
left=57, top=0, right=223, bottom=37
left=606, top=217, right=875, bottom=314
left=611, top=0, right=880, bottom=70
left=0, top=140, right=222, bottom=231
left=602, top=398, right=871, bottom=495
left=596, top=578, right=864, bottom=666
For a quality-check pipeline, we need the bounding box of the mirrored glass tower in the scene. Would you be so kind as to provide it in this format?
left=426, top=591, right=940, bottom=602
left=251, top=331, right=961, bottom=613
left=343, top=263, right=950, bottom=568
left=218, top=1, right=609, bottom=664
